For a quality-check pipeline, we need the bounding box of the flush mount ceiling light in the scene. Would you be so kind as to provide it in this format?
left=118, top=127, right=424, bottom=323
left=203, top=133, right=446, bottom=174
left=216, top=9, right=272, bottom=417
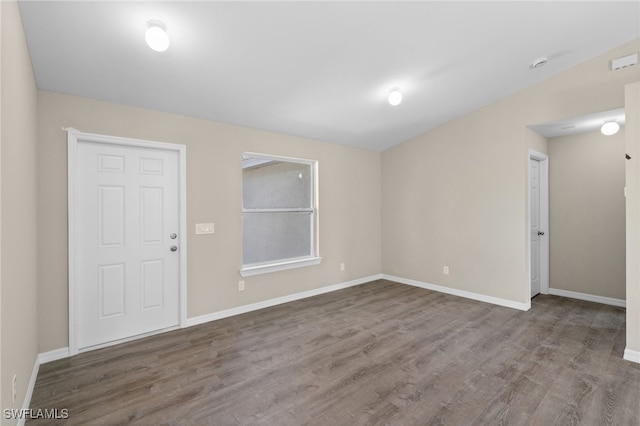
left=601, top=121, right=620, bottom=136
left=145, top=20, right=170, bottom=52
left=388, top=88, right=402, bottom=106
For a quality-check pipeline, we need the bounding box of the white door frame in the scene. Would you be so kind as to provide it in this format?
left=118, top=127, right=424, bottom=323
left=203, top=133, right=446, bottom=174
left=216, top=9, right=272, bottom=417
left=528, top=150, right=549, bottom=298
left=68, top=128, right=187, bottom=355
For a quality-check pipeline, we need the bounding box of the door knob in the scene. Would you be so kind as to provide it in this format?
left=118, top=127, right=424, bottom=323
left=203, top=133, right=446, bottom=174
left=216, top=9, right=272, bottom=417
left=170, top=233, right=177, bottom=239
left=170, top=245, right=178, bottom=252
left=538, top=231, right=545, bottom=236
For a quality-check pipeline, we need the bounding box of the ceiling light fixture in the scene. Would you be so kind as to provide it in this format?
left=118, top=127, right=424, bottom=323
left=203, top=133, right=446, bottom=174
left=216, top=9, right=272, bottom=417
left=145, top=20, right=170, bottom=52
left=388, top=88, right=402, bottom=106
left=601, top=121, right=620, bottom=136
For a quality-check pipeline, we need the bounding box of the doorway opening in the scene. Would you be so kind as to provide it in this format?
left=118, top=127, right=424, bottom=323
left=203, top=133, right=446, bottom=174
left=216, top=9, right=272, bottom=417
left=527, top=108, right=627, bottom=306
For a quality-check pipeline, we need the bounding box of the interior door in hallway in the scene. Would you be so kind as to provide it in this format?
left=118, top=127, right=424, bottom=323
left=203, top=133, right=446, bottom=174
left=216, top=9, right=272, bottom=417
left=74, top=141, right=181, bottom=350
left=530, top=157, right=542, bottom=297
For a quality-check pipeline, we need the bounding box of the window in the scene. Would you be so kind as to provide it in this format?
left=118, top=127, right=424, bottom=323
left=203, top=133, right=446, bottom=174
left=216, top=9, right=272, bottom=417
left=240, top=153, right=320, bottom=276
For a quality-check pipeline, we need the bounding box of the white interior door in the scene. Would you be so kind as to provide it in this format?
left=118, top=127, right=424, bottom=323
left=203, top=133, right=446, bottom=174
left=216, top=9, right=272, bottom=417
left=530, top=158, right=542, bottom=297
left=74, top=139, right=181, bottom=350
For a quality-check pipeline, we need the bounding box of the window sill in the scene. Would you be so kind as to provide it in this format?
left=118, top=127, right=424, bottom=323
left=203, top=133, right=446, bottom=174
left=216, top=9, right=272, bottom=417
left=240, top=257, right=322, bottom=277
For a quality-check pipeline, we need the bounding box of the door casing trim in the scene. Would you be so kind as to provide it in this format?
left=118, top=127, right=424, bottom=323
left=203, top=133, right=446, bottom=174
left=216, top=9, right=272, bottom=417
left=67, top=128, right=187, bottom=355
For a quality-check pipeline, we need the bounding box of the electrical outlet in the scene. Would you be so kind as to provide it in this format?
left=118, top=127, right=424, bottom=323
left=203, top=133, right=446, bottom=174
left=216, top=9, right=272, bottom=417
left=340, top=263, right=345, bottom=272
left=238, top=280, right=245, bottom=291
left=12, top=374, right=17, bottom=403
left=443, top=266, right=450, bottom=275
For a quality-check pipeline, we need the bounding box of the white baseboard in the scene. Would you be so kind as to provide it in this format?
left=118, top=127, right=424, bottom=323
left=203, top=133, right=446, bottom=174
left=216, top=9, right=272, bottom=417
left=382, top=274, right=530, bottom=311
left=624, top=348, right=640, bottom=364
left=19, top=347, right=72, bottom=424
left=38, top=347, right=70, bottom=364
left=186, top=274, right=383, bottom=327
left=16, top=356, right=41, bottom=426
left=548, top=288, right=626, bottom=307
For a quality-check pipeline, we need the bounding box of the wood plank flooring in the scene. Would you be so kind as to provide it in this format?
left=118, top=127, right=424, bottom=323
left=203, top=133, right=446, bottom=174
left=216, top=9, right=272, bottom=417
left=28, top=280, right=640, bottom=425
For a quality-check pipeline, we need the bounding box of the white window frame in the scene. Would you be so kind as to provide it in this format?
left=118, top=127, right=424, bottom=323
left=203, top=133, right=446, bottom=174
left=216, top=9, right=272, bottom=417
left=240, top=152, right=321, bottom=277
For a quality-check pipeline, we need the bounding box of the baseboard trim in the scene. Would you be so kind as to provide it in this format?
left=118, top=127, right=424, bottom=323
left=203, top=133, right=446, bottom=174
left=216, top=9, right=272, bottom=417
left=624, top=348, right=640, bottom=364
left=16, top=356, right=42, bottom=426
left=382, top=274, right=530, bottom=311
left=185, top=274, right=384, bottom=327
left=21, top=348, right=72, bottom=422
left=548, top=288, right=625, bottom=308
left=38, top=347, right=71, bottom=364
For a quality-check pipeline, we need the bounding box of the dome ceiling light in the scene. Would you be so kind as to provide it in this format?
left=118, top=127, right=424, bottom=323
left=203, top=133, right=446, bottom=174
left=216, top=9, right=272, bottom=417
left=601, top=121, right=620, bottom=136
left=145, top=20, right=170, bottom=52
left=388, top=88, right=402, bottom=106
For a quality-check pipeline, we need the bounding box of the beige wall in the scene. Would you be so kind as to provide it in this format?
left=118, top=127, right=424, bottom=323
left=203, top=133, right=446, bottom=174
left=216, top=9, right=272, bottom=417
left=37, top=91, right=382, bottom=352
left=382, top=38, right=640, bottom=307
left=1, top=0, right=39, bottom=418
left=626, top=82, right=640, bottom=356
left=549, top=130, right=626, bottom=300
left=526, top=127, right=548, bottom=155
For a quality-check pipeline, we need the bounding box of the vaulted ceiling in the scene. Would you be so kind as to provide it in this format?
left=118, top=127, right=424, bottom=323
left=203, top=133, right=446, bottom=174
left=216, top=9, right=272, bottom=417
left=18, top=1, right=640, bottom=151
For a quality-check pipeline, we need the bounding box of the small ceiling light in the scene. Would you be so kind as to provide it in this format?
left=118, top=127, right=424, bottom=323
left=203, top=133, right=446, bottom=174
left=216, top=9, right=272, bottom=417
left=145, top=20, right=170, bottom=52
left=530, top=57, right=548, bottom=69
left=388, top=88, right=402, bottom=106
left=601, top=121, right=620, bottom=136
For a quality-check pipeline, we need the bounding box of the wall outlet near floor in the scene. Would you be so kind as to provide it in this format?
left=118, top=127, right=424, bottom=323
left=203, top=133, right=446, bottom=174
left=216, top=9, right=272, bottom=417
left=12, top=374, right=17, bottom=403
left=443, top=266, right=450, bottom=275
left=238, top=280, right=245, bottom=291
left=340, top=263, right=345, bottom=272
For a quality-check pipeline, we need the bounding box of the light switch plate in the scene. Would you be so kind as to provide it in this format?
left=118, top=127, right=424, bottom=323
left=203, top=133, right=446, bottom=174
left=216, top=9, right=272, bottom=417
left=195, top=223, right=215, bottom=234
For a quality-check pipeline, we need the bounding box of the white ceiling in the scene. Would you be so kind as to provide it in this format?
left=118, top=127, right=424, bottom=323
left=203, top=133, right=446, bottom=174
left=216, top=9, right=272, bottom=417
left=18, top=1, right=640, bottom=151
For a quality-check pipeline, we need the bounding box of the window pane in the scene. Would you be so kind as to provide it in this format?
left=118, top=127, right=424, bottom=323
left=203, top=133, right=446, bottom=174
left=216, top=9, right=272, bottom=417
left=243, top=160, right=311, bottom=209
left=243, top=212, right=312, bottom=265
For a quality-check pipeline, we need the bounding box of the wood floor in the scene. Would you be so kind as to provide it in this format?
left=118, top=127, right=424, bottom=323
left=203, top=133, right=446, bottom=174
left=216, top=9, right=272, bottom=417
left=29, top=280, right=640, bottom=425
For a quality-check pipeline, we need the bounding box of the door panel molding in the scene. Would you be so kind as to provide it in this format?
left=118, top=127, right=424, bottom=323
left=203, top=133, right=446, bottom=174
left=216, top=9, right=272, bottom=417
left=68, top=128, right=187, bottom=355
left=528, top=150, right=549, bottom=298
